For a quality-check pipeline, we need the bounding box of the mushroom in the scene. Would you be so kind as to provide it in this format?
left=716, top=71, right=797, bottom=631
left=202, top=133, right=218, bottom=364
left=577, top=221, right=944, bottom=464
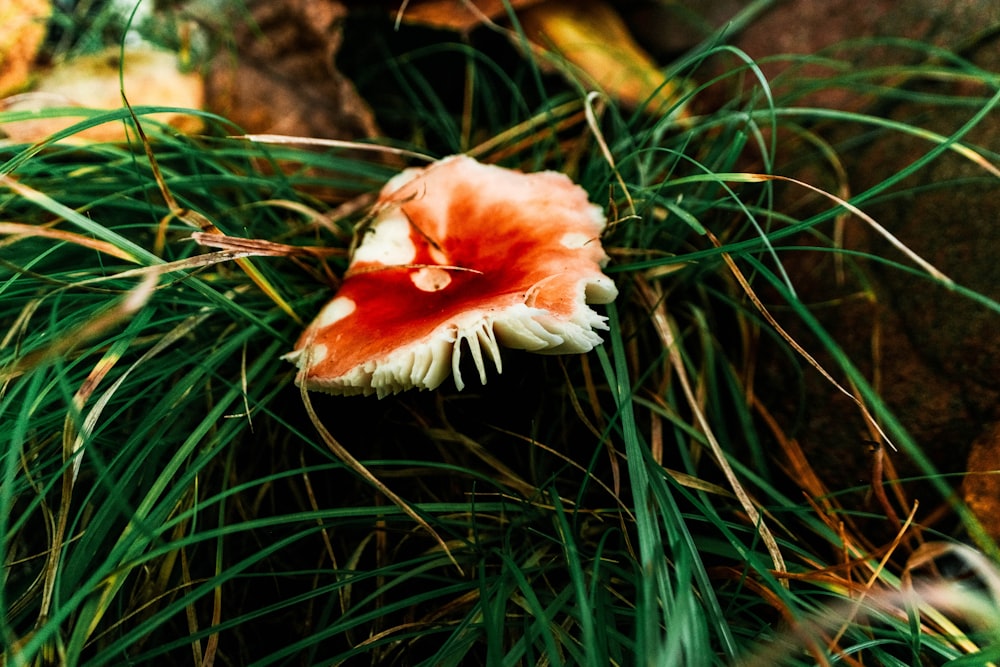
left=284, top=154, right=618, bottom=397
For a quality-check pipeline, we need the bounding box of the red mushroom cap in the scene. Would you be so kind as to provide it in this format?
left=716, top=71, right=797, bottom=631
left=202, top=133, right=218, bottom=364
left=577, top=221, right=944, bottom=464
left=284, top=154, right=618, bottom=397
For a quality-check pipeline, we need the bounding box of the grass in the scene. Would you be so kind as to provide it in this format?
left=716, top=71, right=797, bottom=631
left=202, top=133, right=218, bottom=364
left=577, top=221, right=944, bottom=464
left=2, top=3, right=1000, bottom=665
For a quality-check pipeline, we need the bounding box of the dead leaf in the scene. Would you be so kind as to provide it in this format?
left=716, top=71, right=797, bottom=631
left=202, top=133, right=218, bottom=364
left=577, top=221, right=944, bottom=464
left=392, top=0, right=543, bottom=32
left=0, top=0, right=51, bottom=97
left=204, top=0, right=379, bottom=141
left=1, top=47, right=204, bottom=144
left=391, top=0, right=687, bottom=113
left=518, top=0, right=687, bottom=113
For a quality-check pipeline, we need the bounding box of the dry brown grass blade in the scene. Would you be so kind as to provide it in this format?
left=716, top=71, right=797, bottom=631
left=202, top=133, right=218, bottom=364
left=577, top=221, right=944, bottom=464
left=180, top=547, right=203, bottom=666
left=0, top=267, right=158, bottom=382
left=66, top=290, right=210, bottom=488
left=0, top=297, right=43, bottom=395
left=751, top=395, right=835, bottom=515
left=713, top=567, right=841, bottom=667
left=573, top=354, right=626, bottom=504
left=830, top=501, right=919, bottom=647
left=749, top=393, right=886, bottom=562
left=488, top=425, right=637, bottom=521
left=0, top=174, right=140, bottom=262
left=905, top=541, right=1000, bottom=606
left=68, top=250, right=291, bottom=291
left=635, top=277, right=788, bottom=582
left=202, top=572, right=222, bottom=667
left=235, top=199, right=350, bottom=241
left=190, top=231, right=345, bottom=260
left=296, top=376, right=463, bottom=574
left=740, top=173, right=953, bottom=285
left=427, top=426, right=538, bottom=500
left=557, top=358, right=606, bottom=445
left=467, top=98, right=586, bottom=164
left=122, top=97, right=304, bottom=325
left=704, top=227, right=896, bottom=451
left=743, top=524, right=997, bottom=664
left=0, top=221, right=139, bottom=262
left=52, top=303, right=231, bottom=644
left=299, top=449, right=340, bottom=573
left=584, top=91, right=636, bottom=221
left=238, top=134, right=435, bottom=163
left=34, top=271, right=158, bottom=631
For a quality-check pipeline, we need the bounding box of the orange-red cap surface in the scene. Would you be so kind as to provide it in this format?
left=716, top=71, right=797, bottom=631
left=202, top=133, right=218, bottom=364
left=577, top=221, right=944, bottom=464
left=285, top=155, right=618, bottom=397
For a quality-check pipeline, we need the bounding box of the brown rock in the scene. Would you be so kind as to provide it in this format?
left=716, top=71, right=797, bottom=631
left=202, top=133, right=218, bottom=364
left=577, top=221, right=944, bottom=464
left=859, top=0, right=1000, bottom=415
left=740, top=0, right=999, bottom=501
left=963, top=422, right=1000, bottom=541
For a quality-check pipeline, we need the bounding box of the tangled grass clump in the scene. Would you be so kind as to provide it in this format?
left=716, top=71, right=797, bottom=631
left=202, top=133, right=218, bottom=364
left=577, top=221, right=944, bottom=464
left=2, top=5, right=999, bottom=665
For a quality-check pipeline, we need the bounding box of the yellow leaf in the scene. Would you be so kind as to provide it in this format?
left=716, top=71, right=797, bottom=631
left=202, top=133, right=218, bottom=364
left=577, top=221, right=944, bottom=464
left=0, top=0, right=50, bottom=97
left=394, top=0, right=544, bottom=32
left=2, top=47, right=204, bottom=144
left=519, top=0, right=687, bottom=114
